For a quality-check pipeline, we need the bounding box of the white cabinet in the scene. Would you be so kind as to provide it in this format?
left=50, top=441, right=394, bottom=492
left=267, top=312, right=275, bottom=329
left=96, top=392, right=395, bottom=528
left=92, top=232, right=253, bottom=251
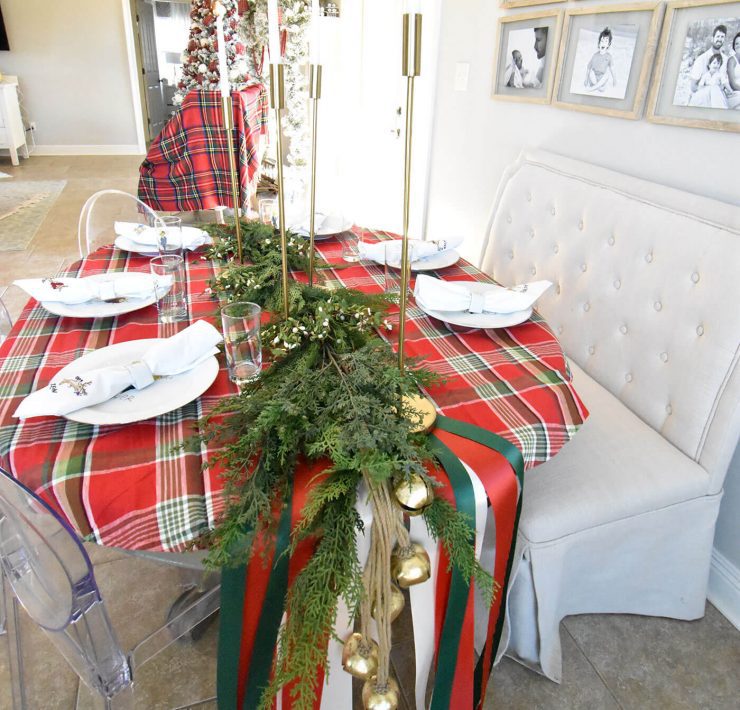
left=0, top=76, right=28, bottom=166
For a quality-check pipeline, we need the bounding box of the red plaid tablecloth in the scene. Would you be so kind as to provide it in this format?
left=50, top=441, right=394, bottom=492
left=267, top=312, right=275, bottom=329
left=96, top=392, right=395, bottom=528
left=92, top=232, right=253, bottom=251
left=0, top=234, right=587, bottom=552
left=138, top=85, right=269, bottom=213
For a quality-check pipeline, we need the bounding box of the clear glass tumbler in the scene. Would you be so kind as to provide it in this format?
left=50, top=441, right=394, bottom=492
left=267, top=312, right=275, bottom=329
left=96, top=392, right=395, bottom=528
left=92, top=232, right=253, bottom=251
left=340, top=231, right=360, bottom=263
left=150, top=255, right=187, bottom=323
left=220, top=302, right=262, bottom=387
left=259, top=198, right=277, bottom=227
left=156, top=215, right=183, bottom=257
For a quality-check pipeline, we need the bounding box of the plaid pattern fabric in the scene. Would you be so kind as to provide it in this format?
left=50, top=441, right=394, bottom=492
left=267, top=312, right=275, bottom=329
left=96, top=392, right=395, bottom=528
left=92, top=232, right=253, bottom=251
left=138, top=86, right=269, bottom=212
left=0, top=232, right=587, bottom=552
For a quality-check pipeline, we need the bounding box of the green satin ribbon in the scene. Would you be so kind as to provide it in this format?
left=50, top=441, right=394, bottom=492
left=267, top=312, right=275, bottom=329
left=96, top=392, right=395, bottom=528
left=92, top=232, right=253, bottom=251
left=428, top=432, right=476, bottom=710
left=217, top=496, right=293, bottom=710
left=432, top=415, right=524, bottom=708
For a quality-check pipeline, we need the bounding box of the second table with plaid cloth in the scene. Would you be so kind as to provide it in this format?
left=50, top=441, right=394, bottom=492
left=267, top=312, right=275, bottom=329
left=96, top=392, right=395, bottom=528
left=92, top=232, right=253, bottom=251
left=0, top=231, right=587, bottom=551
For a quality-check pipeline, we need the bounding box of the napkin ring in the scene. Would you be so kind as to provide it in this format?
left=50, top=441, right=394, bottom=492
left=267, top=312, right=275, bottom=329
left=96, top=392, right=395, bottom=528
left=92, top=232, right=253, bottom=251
left=468, top=292, right=485, bottom=314
left=125, top=361, right=155, bottom=390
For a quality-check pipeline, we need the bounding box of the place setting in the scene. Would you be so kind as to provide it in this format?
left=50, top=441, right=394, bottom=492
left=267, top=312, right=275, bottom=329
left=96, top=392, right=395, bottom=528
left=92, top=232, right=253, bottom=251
left=113, top=215, right=211, bottom=257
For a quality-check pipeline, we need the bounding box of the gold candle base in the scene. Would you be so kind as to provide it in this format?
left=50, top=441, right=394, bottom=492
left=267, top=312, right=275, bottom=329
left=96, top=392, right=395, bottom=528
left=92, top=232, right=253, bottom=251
left=222, top=94, right=243, bottom=263
left=403, top=393, right=437, bottom=434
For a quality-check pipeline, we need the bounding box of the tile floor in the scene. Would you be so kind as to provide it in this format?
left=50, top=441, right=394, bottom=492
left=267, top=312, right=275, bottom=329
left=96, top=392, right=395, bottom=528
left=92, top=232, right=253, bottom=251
left=0, top=155, right=739, bottom=709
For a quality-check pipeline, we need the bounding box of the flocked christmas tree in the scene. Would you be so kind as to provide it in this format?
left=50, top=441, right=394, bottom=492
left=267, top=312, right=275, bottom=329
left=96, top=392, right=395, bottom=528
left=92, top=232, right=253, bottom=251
left=175, top=0, right=251, bottom=105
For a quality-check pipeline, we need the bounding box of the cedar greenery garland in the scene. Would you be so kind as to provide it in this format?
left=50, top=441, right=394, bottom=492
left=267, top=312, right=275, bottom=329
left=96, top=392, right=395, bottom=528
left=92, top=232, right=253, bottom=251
left=197, top=221, right=494, bottom=709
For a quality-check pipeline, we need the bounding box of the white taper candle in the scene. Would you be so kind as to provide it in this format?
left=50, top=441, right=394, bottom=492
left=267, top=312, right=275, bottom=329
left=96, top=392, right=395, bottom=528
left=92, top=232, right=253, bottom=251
left=310, top=0, right=321, bottom=65
left=268, top=0, right=281, bottom=64
left=214, top=2, right=230, bottom=98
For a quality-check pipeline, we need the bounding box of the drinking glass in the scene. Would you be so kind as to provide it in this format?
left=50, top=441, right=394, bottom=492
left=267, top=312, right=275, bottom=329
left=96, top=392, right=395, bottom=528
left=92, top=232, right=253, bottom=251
left=150, top=255, right=187, bottom=323
left=340, top=231, right=360, bottom=263
left=259, top=198, right=277, bottom=227
left=220, top=302, right=262, bottom=387
left=156, top=216, right=183, bottom=257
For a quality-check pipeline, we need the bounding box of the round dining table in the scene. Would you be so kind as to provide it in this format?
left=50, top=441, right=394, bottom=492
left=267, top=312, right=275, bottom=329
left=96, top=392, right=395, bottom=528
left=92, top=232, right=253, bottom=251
left=0, top=229, right=588, bottom=709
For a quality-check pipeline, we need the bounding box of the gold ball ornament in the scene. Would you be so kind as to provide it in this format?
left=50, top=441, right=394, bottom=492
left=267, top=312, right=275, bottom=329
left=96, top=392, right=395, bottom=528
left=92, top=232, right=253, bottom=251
left=362, top=676, right=400, bottom=710
left=371, top=583, right=405, bottom=623
left=391, top=542, right=431, bottom=589
left=341, top=633, right=379, bottom=680
left=392, top=472, right=434, bottom=516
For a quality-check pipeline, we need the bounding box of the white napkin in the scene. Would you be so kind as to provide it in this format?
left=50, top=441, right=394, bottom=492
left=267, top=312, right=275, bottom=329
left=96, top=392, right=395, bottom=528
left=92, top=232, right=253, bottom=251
left=14, top=274, right=157, bottom=305
left=414, top=274, right=552, bottom=314
left=14, top=320, right=223, bottom=419
left=293, top=212, right=348, bottom=236
left=114, top=222, right=210, bottom=250
left=359, top=237, right=464, bottom=265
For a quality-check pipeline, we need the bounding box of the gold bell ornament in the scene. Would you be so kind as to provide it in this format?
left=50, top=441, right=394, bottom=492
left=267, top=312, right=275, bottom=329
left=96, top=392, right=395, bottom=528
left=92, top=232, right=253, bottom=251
left=392, top=472, right=434, bottom=516
left=362, top=676, right=400, bottom=710
left=371, top=583, right=405, bottom=623
left=391, top=542, right=431, bottom=589
left=341, top=632, right=379, bottom=680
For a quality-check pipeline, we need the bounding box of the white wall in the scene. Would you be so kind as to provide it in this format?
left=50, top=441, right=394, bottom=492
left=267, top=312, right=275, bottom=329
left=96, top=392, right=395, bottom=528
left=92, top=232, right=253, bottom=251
left=0, top=0, right=139, bottom=150
left=425, top=0, right=740, bottom=613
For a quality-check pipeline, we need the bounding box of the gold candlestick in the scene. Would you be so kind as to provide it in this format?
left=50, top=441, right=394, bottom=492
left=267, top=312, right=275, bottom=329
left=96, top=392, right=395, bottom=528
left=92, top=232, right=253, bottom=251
left=398, top=12, right=422, bottom=371
left=270, top=63, right=290, bottom=318
left=222, top=94, right=244, bottom=263
left=399, top=11, right=436, bottom=435
left=308, top=64, right=323, bottom=287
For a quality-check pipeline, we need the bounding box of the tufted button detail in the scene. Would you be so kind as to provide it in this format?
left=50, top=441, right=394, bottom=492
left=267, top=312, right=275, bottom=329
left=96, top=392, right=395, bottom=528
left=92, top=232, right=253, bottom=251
left=645, top=251, right=653, bottom=263
left=666, top=404, right=673, bottom=415
left=583, top=302, right=590, bottom=312
left=696, top=325, right=704, bottom=336
left=691, top=272, right=700, bottom=284
left=550, top=206, right=556, bottom=216
left=509, top=251, right=514, bottom=260
left=660, top=352, right=669, bottom=363
left=556, top=284, right=561, bottom=295
left=531, top=266, right=537, bottom=276
left=625, top=373, right=633, bottom=383
left=580, top=263, right=587, bottom=272
left=527, top=192, right=532, bottom=202
left=654, top=301, right=662, bottom=312
left=614, top=279, right=621, bottom=290
left=557, top=325, right=564, bottom=334
left=553, top=244, right=559, bottom=254
left=506, top=215, right=512, bottom=224
left=588, top=345, right=595, bottom=355
left=578, top=220, right=584, bottom=231
left=608, top=235, right=615, bottom=246
left=620, top=324, right=628, bottom=334
left=530, top=228, right=536, bottom=238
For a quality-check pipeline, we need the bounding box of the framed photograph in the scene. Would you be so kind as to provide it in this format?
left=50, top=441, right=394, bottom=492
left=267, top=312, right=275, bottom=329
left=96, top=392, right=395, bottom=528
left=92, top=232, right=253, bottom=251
left=552, top=2, right=664, bottom=119
left=648, top=0, right=740, bottom=132
left=492, top=10, right=564, bottom=104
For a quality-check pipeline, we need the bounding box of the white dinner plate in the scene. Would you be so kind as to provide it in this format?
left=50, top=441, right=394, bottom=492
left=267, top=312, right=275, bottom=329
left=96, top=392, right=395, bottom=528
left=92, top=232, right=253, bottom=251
left=416, top=281, right=533, bottom=329
left=40, top=273, right=165, bottom=319
left=384, top=249, right=461, bottom=272
left=56, top=339, right=219, bottom=425
left=292, top=218, right=354, bottom=239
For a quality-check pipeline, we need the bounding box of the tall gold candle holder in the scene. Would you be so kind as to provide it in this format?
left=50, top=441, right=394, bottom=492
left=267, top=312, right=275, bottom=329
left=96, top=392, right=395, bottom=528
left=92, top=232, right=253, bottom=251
left=398, top=11, right=436, bottom=434
left=270, top=62, right=291, bottom=318
left=221, top=95, right=244, bottom=263
left=308, top=64, right=323, bottom=287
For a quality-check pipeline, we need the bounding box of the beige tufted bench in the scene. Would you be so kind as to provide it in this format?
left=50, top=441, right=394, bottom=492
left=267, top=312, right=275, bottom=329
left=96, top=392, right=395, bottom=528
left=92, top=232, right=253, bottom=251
left=479, top=149, right=740, bottom=682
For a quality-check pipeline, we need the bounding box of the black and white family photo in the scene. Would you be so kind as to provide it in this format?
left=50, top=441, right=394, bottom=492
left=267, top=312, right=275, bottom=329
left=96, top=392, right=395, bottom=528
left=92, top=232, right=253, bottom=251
left=673, top=17, right=740, bottom=109
left=502, top=26, right=549, bottom=89
left=569, top=24, right=639, bottom=100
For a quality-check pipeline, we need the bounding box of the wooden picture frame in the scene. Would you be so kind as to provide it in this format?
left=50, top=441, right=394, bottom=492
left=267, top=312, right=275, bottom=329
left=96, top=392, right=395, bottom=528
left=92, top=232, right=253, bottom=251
left=552, top=2, right=664, bottom=120
left=492, top=10, right=564, bottom=105
left=647, top=0, right=740, bottom=132
left=500, top=0, right=566, bottom=8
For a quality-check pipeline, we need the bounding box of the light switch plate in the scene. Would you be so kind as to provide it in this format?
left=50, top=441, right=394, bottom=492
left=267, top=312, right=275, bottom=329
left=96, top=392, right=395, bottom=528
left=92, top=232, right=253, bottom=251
left=454, top=62, right=470, bottom=92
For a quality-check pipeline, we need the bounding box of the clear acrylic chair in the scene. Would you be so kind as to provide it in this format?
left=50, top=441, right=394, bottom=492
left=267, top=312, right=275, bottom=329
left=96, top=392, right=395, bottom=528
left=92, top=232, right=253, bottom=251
left=0, top=295, right=12, bottom=345
left=77, top=190, right=163, bottom=258
left=0, top=468, right=219, bottom=709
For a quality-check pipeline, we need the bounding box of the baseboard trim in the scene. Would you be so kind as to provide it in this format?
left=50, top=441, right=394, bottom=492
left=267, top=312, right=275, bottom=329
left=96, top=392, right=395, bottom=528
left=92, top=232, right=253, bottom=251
left=708, top=547, right=740, bottom=631
left=32, top=145, right=144, bottom=156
